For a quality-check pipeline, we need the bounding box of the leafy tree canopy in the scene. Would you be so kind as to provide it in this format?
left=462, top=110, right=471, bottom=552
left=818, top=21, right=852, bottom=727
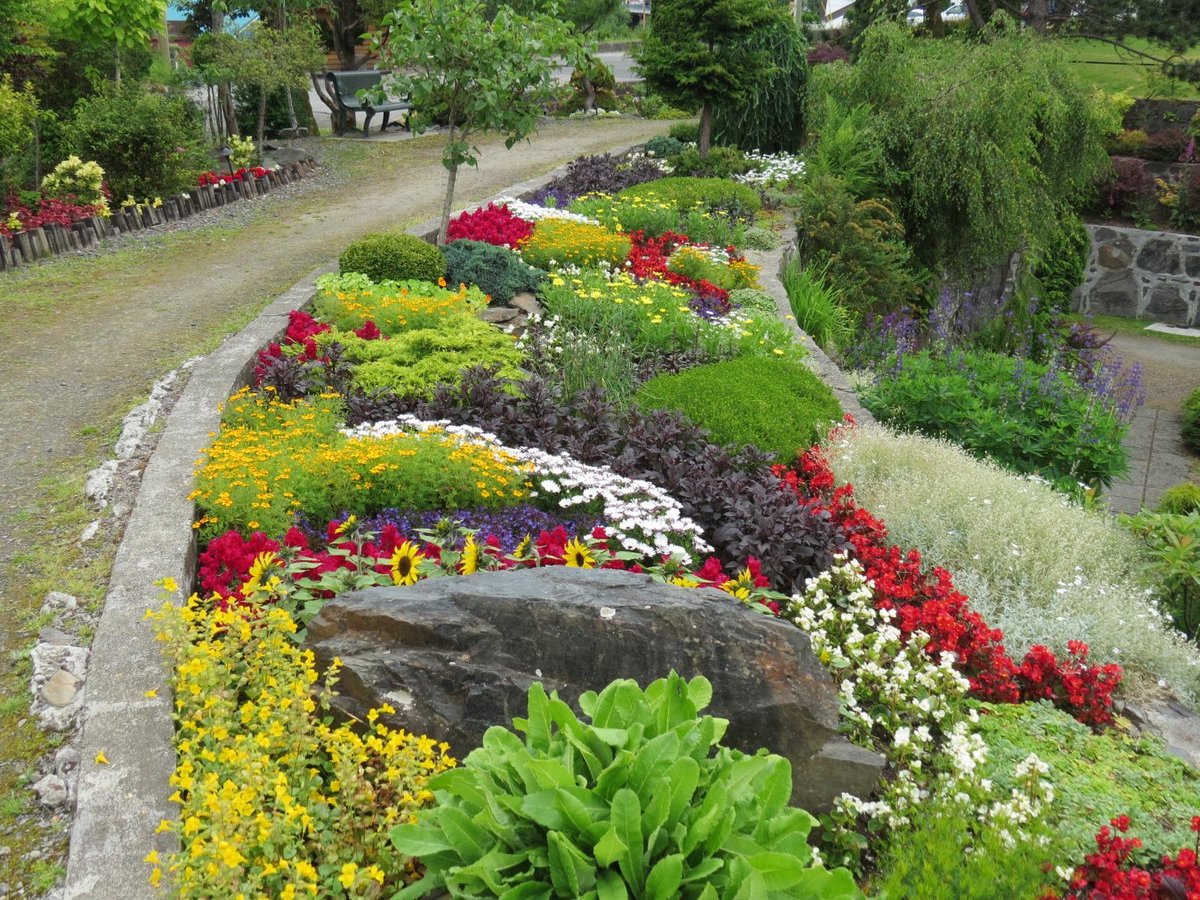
left=634, top=0, right=786, bottom=156
left=373, top=0, right=586, bottom=243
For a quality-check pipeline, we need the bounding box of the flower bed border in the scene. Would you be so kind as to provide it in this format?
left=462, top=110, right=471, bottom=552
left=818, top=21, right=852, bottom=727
left=61, top=147, right=870, bottom=899
left=0, top=159, right=319, bottom=271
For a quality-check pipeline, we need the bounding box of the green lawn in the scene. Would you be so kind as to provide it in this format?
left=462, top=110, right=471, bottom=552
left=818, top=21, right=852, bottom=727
left=1064, top=38, right=1200, bottom=98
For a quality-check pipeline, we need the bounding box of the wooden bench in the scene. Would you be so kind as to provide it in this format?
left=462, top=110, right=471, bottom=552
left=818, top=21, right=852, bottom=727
left=325, top=70, right=414, bottom=138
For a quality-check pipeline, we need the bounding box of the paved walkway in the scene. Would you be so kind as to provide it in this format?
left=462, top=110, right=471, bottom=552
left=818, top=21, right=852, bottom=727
left=1108, top=407, right=1195, bottom=513
left=1105, top=330, right=1200, bottom=514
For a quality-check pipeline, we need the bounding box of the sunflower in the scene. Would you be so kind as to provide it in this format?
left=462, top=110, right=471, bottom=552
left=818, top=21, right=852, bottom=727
left=333, top=515, right=358, bottom=537
left=390, top=541, right=425, bottom=586
left=563, top=537, right=596, bottom=569
left=459, top=536, right=480, bottom=575
left=512, top=534, right=533, bottom=560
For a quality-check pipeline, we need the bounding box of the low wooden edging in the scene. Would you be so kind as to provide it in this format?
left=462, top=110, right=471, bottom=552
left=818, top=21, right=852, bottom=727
left=0, top=159, right=319, bottom=271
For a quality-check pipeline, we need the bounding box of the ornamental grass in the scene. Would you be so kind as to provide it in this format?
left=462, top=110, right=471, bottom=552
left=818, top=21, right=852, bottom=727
left=191, top=389, right=531, bottom=539
left=313, top=272, right=487, bottom=336
left=150, top=593, right=456, bottom=898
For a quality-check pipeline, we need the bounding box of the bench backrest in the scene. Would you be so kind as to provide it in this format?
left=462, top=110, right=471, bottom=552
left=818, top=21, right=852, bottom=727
left=326, top=70, right=388, bottom=103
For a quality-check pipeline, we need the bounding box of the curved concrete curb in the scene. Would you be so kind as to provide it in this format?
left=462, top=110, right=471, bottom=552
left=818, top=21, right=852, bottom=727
left=63, top=145, right=869, bottom=897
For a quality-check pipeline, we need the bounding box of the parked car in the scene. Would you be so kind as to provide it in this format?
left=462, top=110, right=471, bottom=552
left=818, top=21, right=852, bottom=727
left=943, top=2, right=967, bottom=19
left=907, top=6, right=925, bottom=23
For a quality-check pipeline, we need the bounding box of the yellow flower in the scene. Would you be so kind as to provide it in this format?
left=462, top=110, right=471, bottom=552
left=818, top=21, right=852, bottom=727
left=95, top=751, right=109, bottom=765
left=156, top=576, right=179, bottom=593
left=563, top=537, right=595, bottom=569
left=339, top=862, right=358, bottom=888
left=390, top=541, right=425, bottom=586
left=144, top=689, right=158, bottom=699
left=460, top=535, right=480, bottom=575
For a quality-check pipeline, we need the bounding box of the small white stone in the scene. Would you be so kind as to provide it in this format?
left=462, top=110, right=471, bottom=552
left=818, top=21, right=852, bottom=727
left=599, top=607, right=616, bottom=620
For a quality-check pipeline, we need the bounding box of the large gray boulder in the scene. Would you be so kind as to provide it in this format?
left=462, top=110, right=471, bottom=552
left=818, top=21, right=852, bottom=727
left=306, top=567, right=882, bottom=813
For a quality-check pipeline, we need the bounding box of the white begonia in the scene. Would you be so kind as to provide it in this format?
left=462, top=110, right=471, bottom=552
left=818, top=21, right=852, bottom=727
left=496, top=197, right=600, bottom=225
left=342, top=417, right=711, bottom=562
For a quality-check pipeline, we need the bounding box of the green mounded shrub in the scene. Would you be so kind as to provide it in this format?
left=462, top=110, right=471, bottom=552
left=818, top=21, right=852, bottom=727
left=668, top=122, right=700, bottom=143
left=320, top=320, right=526, bottom=399
left=1184, top=387, right=1200, bottom=454
left=390, top=672, right=862, bottom=899
left=1122, top=510, right=1200, bottom=640
left=794, top=173, right=929, bottom=315
left=68, top=83, right=208, bottom=199
left=740, top=226, right=781, bottom=251
left=860, top=348, right=1129, bottom=492
left=666, top=145, right=752, bottom=179
left=444, top=239, right=546, bottom=303
left=636, top=356, right=839, bottom=462
left=339, top=232, right=447, bottom=284
left=1158, top=482, right=1200, bottom=515
left=644, top=134, right=684, bottom=158
left=729, top=287, right=778, bottom=316
left=618, top=177, right=761, bottom=216
left=975, top=701, right=1200, bottom=863
left=827, top=425, right=1200, bottom=701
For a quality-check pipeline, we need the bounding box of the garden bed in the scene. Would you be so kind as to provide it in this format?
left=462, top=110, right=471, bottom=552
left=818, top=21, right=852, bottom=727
left=65, top=142, right=1200, bottom=899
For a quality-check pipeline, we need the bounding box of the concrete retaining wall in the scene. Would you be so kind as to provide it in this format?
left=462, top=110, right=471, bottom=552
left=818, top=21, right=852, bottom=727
left=1074, top=223, right=1200, bottom=327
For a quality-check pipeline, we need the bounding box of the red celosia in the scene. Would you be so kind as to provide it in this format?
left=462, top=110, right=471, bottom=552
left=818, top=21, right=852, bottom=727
left=1055, top=816, right=1200, bottom=899
left=253, top=310, right=333, bottom=383
left=446, top=203, right=533, bottom=249
left=773, top=427, right=1123, bottom=727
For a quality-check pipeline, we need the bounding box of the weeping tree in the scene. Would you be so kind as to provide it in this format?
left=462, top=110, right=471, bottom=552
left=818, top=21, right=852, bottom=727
left=372, top=0, right=586, bottom=245
left=711, top=8, right=809, bottom=153
left=635, top=0, right=781, bottom=157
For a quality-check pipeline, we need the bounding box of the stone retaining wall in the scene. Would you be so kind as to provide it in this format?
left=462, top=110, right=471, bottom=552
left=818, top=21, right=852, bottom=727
left=1074, top=223, right=1200, bottom=327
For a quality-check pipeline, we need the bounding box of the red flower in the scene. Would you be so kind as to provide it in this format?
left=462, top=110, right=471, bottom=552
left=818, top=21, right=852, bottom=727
left=446, top=203, right=533, bottom=248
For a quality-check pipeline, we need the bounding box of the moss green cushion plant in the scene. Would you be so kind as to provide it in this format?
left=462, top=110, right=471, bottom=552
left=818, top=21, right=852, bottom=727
left=339, top=231, right=447, bottom=284
left=635, top=356, right=840, bottom=462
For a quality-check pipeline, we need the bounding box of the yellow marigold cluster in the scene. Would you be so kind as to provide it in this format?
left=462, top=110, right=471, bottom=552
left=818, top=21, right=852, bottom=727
left=191, top=389, right=532, bottom=537
left=150, top=595, right=456, bottom=898
left=519, top=218, right=632, bottom=271
left=314, top=278, right=487, bottom=335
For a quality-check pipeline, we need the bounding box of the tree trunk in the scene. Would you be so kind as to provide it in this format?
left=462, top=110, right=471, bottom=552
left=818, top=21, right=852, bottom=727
left=257, top=88, right=267, bottom=155
left=965, top=0, right=987, bottom=29
left=158, top=4, right=172, bottom=68
left=1027, top=0, right=1048, bottom=33
left=311, top=71, right=348, bottom=135
left=923, top=0, right=945, bottom=36
left=437, top=128, right=460, bottom=246
left=212, top=6, right=238, bottom=138
left=698, top=103, right=713, bottom=158
left=285, top=85, right=299, bottom=132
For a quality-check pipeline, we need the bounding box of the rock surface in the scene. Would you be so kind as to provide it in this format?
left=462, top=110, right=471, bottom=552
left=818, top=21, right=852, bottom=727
left=307, top=567, right=884, bottom=813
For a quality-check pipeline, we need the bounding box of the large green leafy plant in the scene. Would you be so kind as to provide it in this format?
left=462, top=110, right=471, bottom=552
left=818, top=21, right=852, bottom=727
left=391, top=672, right=862, bottom=898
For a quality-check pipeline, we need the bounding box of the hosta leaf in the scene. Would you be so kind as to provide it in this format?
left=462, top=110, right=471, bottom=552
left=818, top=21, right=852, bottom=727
left=655, top=673, right=696, bottom=734
left=436, top=806, right=492, bottom=864
left=611, top=788, right=644, bottom=892
left=594, top=826, right=627, bottom=868
left=591, top=680, right=644, bottom=729
left=745, top=851, right=809, bottom=889
left=521, top=790, right=568, bottom=831
left=548, top=830, right=596, bottom=896
left=556, top=786, right=611, bottom=844
left=596, top=869, right=630, bottom=900
left=390, top=824, right=455, bottom=859
left=628, top=732, right=680, bottom=800
left=687, top=675, right=713, bottom=712
left=665, top=757, right=700, bottom=830
left=644, top=853, right=684, bottom=900
left=680, top=857, right=724, bottom=884
left=452, top=847, right=535, bottom=895
left=498, top=882, right=553, bottom=900
left=732, top=868, right=769, bottom=900
left=521, top=682, right=552, bottom=750
left=757, top=757, right=793, bottom=819
left=793, top=866, right=864, bottom=899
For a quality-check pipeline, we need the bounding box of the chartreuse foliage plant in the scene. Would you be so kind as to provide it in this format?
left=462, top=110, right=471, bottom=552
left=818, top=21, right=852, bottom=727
left=319, top=320, right=527, bottom=399
left=150, top=590, right=456, bottom=897
left=636, top=357, right=841, bottom=462
left=192, top=389, right=531, bottom=538
left=391, top=672, right=862, bottom=899
left=314, top=273, right=488, bottom=335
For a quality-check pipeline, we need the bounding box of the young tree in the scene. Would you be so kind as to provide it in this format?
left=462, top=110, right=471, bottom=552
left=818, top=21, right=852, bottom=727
left=372, top=0, right=586, bottom=245
left=634, top=0, right=781, bottom=157
left=55, top=0, right=168, bottom=83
